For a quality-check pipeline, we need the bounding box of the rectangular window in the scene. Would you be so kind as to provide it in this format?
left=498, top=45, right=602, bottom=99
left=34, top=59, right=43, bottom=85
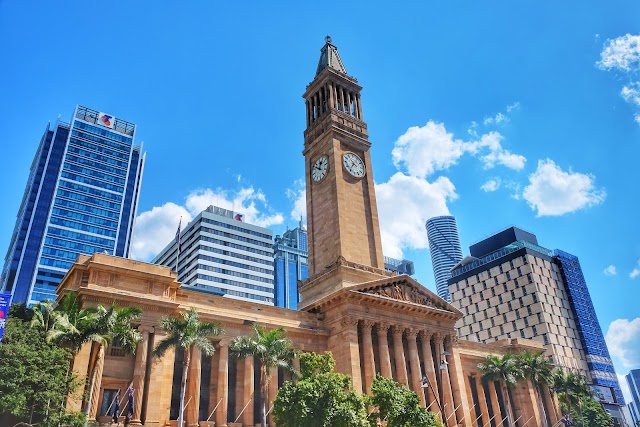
left=100, top=389, right=119, bottom=416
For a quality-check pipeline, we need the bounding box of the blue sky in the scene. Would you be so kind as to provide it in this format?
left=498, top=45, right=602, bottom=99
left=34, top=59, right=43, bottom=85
left=1, top=0, right=639, bottom=399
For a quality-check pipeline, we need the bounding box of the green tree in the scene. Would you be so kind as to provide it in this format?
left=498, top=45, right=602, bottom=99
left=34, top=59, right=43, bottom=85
left=366, top=374, right=441, bottom=427
left=477, top=353, right=522, bottom=427
left=230, top=325, right=297, bottom=427
left=152, top=308, right=223, bottom=427
left=551, top=370, right=592, bottom=416
left=0, top=314, right=84, bottom=427
left=273, top=352, right=369, bottom=427
left=514, top=351, right=554, bottom=427
left=82, top=304, right=143, bottom=425
left=559, top=395, right=612, bottom=427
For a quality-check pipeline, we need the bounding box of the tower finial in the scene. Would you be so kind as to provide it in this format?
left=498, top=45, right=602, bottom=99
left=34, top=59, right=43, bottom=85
left=325, top=35, right=332, bottom=44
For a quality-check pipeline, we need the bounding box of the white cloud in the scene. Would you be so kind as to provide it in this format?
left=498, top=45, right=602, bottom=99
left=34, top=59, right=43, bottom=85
left=483, top=112, right=508, bottom=126
left=392, top=121, right=467, bottom=177
left=630, top=260, right=640, bottom=279
left=392, top=121, right=526, bottom=177
left=606, top=318, right=640, bottom=368
left=131, top=187, right=284, bottom=261
left=603, top=265, right=617, bottom=276
left=481, top=178, right=501, bottom=192
left=375, top=172, right=457, bottom=258
left=522, top=159, right=606, bottom=216
left=621, top=82, right=640, bottom=106
left=130, top=203, right=192, bottom=261
left=506, top=102, right=520, bottom=113
left=597, top=34, right=640, bottom=72
left=286, top=179, right=306, bottom=222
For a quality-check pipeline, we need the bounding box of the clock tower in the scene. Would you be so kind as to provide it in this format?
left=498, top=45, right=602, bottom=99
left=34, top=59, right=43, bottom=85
left=300, top=37, right=390, bottom=309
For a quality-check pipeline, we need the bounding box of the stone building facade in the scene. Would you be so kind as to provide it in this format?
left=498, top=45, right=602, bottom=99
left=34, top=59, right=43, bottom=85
left=59, top=38, right=558, bottom=427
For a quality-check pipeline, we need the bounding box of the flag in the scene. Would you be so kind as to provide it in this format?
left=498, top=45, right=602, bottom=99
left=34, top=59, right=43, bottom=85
left=234, top=213, right=244, bottom=222
left=126, top=384, right=134, bottom=422
left=175, top=218, right=182, bottom=253
left=560, top=415, right=574, bottom=426
left=112, top=391, right=120, bottom=423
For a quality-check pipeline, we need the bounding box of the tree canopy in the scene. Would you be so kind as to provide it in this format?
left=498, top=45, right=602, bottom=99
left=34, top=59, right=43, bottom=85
left=273, top=352, right=369, bottom=427
left=0, top=314, right=84, bottom=427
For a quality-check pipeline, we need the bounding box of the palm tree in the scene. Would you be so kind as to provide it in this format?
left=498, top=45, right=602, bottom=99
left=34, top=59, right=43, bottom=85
left=82, top=304, right=143, bottom=425
left=152, top=308, right=223, bottom=427
left=515, top=352, right=553, bottom=427
left=230, top=325, right=297, bottom=427
left=551, top=370, right=592, bottom=418
left=478, top=353, right=523, bottom=427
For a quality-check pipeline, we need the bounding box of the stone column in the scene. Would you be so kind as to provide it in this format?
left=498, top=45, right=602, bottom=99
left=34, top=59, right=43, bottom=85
left=419, top=331, right=439, bottom=407
left=475, top=376, right=490, bottom=427
left=462, top=375, right=476, bottom=427
left=88, top=345, right=105, bottom=421
left=435, top=334, right=454, bottom=425
left=542, top=384, right=558, bottom=425
left=392, top=326, right=408, bottom=386
left=487, top=381, right=503, bottom=426
left=339, top=317, right=362, bottom=393
left=376, top=323, right=392, bottom=378
left=215, top=341, right=229, bottom=427
left=268, top=368, right=278, bottom=426
left=145, top=332, right=174, bottom=427
left=186, top=347, right=202, bottom=427
left=445, top=336, right=469, bottom=425
left=361, top=320, right=376, bottom=394
left=357, top=93, right=363, bottom=119
left=407, top=329, right=425, bottom=407
left=327, top=82, right=334, bottom=109
left=130, top=326, right=152, bottom=426
left=67, top=341, right=92, bottom=412
left=242, top=356, right=254, bottom=426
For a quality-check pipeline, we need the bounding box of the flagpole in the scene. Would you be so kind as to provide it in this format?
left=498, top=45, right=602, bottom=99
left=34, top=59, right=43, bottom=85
left=175, top=217, right=182, bottom=275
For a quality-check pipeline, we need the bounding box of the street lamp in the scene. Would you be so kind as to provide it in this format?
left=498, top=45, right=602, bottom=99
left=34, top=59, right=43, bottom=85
left=421, top=374, right=449, bottom=427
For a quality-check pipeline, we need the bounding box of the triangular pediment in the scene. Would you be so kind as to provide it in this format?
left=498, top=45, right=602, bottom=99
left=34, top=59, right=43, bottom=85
left=347, top=275, right=463, bottom=316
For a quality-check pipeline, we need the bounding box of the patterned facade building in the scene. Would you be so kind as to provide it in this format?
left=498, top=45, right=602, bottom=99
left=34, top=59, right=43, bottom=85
left=627, top=369, right=640, bottom=425
left=448, top=227, right=624, bottom=406
left=59, top=39, right=556, bottom=427
left=1, top=106, right=144, bottom=305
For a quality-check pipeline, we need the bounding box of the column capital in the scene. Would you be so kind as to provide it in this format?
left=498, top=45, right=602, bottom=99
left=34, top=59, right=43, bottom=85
left=406, top=329, right=419, bottom=340
left=360, top=320, right=375, bottom=331
left=138, top=325, right=155, bottom=333
left=433, top=332, right=445, bottom=343
left=392, top=325, right=405, bottom=336
left=218, top=338, right=231, bottom=347
left=419, top=330, right=433, bottom=341
left=377, top=322, right=391, bottom=333
left=340, top=316, right=359, bottom=328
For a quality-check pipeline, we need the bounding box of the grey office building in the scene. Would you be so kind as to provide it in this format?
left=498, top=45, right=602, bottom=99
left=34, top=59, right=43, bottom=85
left=153, top=205, right=274, bottom=305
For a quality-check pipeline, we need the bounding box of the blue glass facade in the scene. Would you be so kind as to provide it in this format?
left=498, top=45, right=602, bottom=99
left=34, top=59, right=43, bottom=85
left=1, top=106, right=145, bottom=305
left=273, top=223, right=308, bottom=310
left=554, top=250, right=624, bottom=404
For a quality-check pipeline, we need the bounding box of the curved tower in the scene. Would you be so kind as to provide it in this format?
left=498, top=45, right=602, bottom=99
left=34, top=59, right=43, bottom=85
left=426, top=215, right=463, bottom=301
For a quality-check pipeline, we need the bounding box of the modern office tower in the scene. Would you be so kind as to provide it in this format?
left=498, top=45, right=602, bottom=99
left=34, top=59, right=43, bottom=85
left=425, top=215, right=463, bottom=302
left=627, top=370, right=640, bottom=425
left=1, top=106, right=144, bottom=305
left=273, top=221, right=308, bottom=310
left=448, top=226, right=625, bottom=406
left=153, top=205, right=275, bottom=305
left=383, top=256, right=415, bottom=276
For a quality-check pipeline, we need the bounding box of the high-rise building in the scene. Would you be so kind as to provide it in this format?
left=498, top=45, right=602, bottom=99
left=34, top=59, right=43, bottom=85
left=383, top=256, right=415, bottom=276
left=153, top=205, right=275, bottom=305
left=426, top=215, right=463, bottom=302
left=448, top=226, right=625, bottom=406
left=273, top=221, right=308, bottom=309
left=1, top=106, right=144, bottom=305
left=627, top=370, right=640, bottom=425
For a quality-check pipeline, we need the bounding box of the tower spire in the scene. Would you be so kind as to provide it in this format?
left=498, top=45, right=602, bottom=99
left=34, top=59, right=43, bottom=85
left=316, top=35, right=347, bottom=77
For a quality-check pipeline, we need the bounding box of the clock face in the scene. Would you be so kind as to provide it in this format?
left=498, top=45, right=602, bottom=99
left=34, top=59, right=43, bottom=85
left=342, top=152, right=365, bottom=178
left=312, top=155, right=329, bottom=182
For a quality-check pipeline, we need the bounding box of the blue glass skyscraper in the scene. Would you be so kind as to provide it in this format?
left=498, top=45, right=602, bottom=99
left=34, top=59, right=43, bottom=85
left=1, top=106, right=144, bottom=305
left=273, top=221, right=308, bottom=310
left=426, top=215, right=463, bottom=302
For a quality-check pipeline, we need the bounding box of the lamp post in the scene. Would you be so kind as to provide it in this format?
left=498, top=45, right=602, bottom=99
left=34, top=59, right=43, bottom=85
left=422, top=352, right=452, bottom=427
